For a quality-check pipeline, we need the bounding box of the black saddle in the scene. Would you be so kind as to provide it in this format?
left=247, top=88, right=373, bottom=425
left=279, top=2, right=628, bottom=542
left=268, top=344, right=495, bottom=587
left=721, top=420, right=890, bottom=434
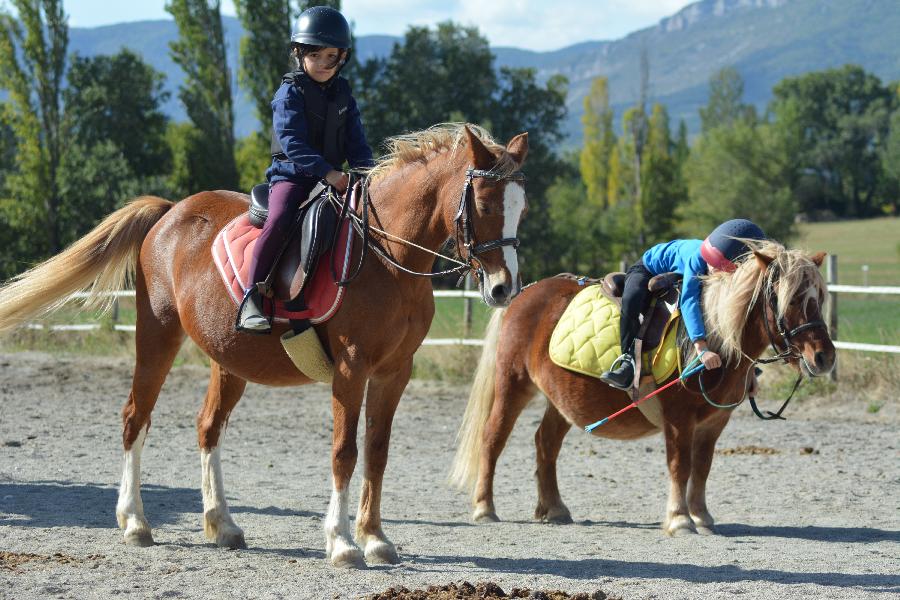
left=247, top=182, right=340, bottom=308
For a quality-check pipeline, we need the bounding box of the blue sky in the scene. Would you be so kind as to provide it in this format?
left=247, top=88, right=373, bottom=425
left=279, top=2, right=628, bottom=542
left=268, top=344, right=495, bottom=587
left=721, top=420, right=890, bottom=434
left=55, top=0, right=694, bottom=51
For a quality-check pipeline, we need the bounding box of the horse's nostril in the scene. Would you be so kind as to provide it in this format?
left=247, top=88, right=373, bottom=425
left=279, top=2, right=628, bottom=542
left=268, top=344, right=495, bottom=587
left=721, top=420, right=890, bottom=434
left=814, top=351, right=828, bottom=371
left=490, top=284, right=510, bottom=302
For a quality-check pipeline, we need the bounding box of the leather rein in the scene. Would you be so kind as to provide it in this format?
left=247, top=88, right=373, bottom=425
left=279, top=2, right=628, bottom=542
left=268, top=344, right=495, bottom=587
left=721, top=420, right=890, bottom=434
left=330, top=168, right=525, bottom=285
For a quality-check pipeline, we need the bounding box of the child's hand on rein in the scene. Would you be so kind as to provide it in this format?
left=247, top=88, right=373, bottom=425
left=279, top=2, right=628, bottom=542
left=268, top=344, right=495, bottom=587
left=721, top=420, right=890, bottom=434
left=326, top=170, right=349, bottom=193
left=700, top=350, right=722, bottom=370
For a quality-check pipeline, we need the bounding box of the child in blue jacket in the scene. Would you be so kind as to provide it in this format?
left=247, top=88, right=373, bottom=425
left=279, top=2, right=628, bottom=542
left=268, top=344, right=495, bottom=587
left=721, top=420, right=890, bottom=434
left=600, top=219, right=766, bottom=390
left=237, top=6, right=374, bottom=333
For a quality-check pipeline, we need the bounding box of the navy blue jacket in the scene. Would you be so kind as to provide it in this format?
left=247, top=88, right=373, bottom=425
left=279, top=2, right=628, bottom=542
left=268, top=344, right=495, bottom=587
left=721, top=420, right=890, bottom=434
left=266, top=78, right=374, bottom=184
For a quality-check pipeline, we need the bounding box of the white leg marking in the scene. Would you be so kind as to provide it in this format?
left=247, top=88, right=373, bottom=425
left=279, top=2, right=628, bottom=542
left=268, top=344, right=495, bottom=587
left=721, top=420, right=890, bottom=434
left=200, top=445, right=245, bottom=548
left=324, top=479, right=364, bottom=567
left=116, top=426, right=154, bottom=546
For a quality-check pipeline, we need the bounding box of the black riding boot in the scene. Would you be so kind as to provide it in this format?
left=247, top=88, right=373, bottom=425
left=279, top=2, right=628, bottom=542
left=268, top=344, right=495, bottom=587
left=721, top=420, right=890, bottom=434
left=600, top=352, right=635, bottom=391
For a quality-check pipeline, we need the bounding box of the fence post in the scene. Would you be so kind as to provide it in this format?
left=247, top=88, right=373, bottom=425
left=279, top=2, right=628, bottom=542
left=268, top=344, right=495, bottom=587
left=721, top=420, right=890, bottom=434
left=111, top=297, right=120, bottom=324
left=619, top=259, right=627, bottom=273
left=463, top=274, right=473, bottom=338
left=826, top=254, right=838, bottom=382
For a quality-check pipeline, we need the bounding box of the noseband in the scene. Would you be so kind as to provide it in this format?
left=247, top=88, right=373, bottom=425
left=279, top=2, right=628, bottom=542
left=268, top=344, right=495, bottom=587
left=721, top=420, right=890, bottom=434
left=454, top=168, right=526, bottom=283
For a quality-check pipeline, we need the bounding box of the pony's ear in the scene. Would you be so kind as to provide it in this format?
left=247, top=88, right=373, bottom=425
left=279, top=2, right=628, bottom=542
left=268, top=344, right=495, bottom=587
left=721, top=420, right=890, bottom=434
left=810, top=251, right=826, bottom=267
left=465, top=125, right=496, bottom=169
left=505, top=132, right=529, bottom=167
left=754, top=250, right=774, bottom=268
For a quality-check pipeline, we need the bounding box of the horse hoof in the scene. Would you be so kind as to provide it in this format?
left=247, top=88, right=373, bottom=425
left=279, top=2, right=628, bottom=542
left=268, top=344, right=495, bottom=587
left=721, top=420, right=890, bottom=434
left=473, top=509, right=500, bottom=523
left=217, top=531, right=247, bottom=550
left=331, top=546, right=367, bottom=569
left=365, top=540, right=400, bottom=565
left=537, top=506, right=573, bottom=524
left=124, top=529, right=155, bottom=547
left=665, top=514, right=698, bottom=536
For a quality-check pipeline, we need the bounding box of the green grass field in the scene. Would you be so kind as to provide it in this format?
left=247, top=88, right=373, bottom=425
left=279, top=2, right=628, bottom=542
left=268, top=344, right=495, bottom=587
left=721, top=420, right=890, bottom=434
left=795, top=216, right=900, bottom=346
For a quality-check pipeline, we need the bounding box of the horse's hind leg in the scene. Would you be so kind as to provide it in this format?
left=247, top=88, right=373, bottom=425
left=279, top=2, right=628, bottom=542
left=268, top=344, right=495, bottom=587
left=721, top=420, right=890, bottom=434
left=196, top=361, right=248, bottom=549
left=688, top=411, right=730, bottom=534
left=473, top=374, right=534, bottom=523
left=117, top=298, right=185, bottom=546
left=533, top=402, right=573, bottom=524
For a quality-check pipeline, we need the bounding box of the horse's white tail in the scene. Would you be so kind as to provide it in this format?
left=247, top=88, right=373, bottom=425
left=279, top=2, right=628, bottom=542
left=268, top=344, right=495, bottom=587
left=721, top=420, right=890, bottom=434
left=0, top=196, right=174, bottom=333
left=448, top=307, right=506, bottom=494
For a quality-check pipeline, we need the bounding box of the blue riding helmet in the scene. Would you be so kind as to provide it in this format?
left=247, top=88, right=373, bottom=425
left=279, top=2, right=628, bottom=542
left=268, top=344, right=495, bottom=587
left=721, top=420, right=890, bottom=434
left=700, top=219, right=766, bottom=272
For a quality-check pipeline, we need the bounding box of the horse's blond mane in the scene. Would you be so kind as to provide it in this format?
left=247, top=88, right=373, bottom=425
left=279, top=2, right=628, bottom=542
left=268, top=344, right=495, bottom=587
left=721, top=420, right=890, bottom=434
left=367, top=123, right=517, bottom=182
left=682, top=239, right=827, bottom=365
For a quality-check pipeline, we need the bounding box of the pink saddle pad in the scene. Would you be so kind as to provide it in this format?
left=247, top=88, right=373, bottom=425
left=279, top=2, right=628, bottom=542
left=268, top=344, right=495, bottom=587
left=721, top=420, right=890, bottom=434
left=211, top=193, right=355, bottom=324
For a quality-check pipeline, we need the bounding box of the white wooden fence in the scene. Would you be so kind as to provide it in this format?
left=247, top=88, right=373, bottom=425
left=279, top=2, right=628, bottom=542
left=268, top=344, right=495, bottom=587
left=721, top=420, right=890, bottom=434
left=20, top=256, right=900, bottom=368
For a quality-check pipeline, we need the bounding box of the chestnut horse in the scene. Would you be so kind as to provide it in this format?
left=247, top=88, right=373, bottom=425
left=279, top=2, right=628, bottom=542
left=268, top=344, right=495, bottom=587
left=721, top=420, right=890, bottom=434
left=0, top=124, right=529, bottom=567
left=450, top=242, right=835, bottom=535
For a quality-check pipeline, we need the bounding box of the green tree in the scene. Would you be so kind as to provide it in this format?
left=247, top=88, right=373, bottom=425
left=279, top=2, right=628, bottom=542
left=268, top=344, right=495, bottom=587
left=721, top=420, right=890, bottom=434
left=358, top=22, right=496, bottom=148
left=580, top=77, right=616, bottom=209
left=640, top=104, right=684, bottom=244
left=881, top=108, right=900, bottom=213
left=0, top=0, right=68, bottom=259
left=63, top=49, right=171, bottom=180
left=680, top=118, right=797, bottom=242
left=166, top=0, right=239, bottom=192
left=770, top=65, right=896, bottom=217
left=699, top=66, right=756, bottom=133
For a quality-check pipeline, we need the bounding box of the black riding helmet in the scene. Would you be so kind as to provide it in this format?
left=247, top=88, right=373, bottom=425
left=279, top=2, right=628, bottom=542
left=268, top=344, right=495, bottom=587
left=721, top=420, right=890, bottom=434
left=292, top=6, right=351, bottom=49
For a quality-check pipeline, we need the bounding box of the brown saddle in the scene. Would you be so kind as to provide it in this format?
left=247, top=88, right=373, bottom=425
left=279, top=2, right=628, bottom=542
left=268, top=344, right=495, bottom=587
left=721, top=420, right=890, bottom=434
left=248, top=183, right=341, bottom=309
left=599, top=270, right=680, bottom=352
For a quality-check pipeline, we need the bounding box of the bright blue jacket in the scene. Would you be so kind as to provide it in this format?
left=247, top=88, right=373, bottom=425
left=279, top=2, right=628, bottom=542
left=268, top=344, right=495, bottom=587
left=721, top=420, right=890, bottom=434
left=266, top=80, right=374, bottom=184
left=642, top=239, right=709, bottom=342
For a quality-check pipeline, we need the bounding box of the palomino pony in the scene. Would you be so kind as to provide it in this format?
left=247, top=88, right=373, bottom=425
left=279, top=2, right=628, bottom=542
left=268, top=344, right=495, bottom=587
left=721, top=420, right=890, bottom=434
left=0, top=124, right=529, bottom=567
left=450, top=242, right=835, bottom=535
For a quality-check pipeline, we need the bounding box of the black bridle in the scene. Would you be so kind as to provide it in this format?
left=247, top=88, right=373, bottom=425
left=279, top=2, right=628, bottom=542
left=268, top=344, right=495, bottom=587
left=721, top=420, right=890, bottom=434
left=331, top=168, right=525, bottom=285
left=750, top=264, right=829, bottom=420
left=454, top=168, right=525, bottom=284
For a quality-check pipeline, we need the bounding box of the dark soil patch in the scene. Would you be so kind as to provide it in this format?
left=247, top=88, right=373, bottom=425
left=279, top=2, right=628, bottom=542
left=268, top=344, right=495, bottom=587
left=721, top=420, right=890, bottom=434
left=366, top=581, right=619, bottom=600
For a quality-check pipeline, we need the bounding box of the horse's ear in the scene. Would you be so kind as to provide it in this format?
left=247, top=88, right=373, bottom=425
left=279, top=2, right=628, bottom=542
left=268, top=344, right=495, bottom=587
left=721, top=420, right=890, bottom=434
left=505, top=132, right=529, bottom=167
left=810, top=251, right=826, bottom=267
left=754, top=250, right=774, bottom=268
left=464, top=125, right=496, bottom=169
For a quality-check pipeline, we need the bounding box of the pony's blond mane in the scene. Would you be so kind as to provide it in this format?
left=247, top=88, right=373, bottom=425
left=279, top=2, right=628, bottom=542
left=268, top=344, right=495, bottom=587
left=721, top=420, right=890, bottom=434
left=367, top=123, right=517, bottom=182
left=686, top=239, right=827, bottom=365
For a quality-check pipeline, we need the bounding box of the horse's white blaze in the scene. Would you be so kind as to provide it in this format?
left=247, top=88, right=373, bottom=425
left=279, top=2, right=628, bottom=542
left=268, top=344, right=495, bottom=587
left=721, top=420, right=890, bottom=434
left=116, top=426, right=148, bottom=530
left=500, top=181, right=526, bottom=288
left=324, top=480, right=353, bottom=558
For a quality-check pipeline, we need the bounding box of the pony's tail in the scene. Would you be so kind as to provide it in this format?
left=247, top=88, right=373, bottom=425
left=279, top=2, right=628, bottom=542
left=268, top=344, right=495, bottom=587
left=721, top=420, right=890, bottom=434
left=0, top=196, right=174, bottom=333
left=448, top=307, right=506, bottom=494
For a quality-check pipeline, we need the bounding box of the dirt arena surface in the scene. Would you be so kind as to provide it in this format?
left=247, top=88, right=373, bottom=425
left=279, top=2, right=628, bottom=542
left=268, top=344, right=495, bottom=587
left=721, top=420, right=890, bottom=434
left=0, top=351, right=897, bottom=599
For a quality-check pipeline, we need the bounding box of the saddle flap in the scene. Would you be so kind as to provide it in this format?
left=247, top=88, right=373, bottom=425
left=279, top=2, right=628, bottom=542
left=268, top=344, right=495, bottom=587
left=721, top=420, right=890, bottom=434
left=602, top=272, right=626, bottom=298
left=292, top=194, right=339, bottom=299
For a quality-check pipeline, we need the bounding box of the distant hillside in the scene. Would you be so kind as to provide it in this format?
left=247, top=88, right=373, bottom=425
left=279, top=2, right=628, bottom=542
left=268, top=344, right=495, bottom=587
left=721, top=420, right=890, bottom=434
left=65, top=0, right=900, bottom=143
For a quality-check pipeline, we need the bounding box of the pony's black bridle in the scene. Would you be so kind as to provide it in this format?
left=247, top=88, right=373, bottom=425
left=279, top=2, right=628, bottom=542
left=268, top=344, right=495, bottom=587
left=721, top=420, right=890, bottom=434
left=454, top=168, right=526, bottom=283
left=750, top=265, right=829, bottom=420
left=333, top=168, right=525, bottom=284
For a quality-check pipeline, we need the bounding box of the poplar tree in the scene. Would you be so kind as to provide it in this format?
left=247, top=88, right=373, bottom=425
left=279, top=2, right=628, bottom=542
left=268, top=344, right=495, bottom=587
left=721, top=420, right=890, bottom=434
left=0, top=0, right=68, bottom=258
left=166, top=0, right=239, bottom=193
left=580, top=77, right=616, bottom=209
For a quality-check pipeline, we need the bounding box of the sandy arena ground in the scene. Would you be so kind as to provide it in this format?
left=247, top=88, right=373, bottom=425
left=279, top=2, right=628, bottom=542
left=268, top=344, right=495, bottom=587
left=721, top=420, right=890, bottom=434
left=0, top=351, right=897, bottom=599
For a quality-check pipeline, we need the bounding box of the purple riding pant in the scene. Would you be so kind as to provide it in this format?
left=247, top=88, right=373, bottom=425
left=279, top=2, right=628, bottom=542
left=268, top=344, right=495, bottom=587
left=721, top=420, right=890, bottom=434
left=248, top=180, right=314, bottom=286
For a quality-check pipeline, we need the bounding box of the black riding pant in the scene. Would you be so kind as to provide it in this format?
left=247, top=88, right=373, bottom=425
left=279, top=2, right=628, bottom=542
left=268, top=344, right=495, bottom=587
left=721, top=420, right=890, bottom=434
left=619, top=259, right=654, bottom=355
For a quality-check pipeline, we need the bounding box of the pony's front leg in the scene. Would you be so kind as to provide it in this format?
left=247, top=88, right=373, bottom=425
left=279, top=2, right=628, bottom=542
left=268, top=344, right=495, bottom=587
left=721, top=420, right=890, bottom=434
left=688, top=411, right=730, bottom=533
left=197, top=363, right=248, bottom=549
left=354, top=361, right=412, bottom=565
left=662, top=412, right=698, bottom=536
left=325, top=372, right=367, bottom=568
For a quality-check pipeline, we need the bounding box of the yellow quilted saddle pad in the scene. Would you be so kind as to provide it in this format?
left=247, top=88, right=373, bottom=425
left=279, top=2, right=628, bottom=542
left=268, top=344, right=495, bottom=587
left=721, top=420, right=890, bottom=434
left=548, top=285, right=679, bottom=385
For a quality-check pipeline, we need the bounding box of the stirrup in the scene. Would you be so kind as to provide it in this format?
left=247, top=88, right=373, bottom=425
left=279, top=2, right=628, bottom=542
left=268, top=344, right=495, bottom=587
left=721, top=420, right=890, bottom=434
left=608, top=353, right=635, bottom=373
left=235, top=288, right=272, bottom=334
